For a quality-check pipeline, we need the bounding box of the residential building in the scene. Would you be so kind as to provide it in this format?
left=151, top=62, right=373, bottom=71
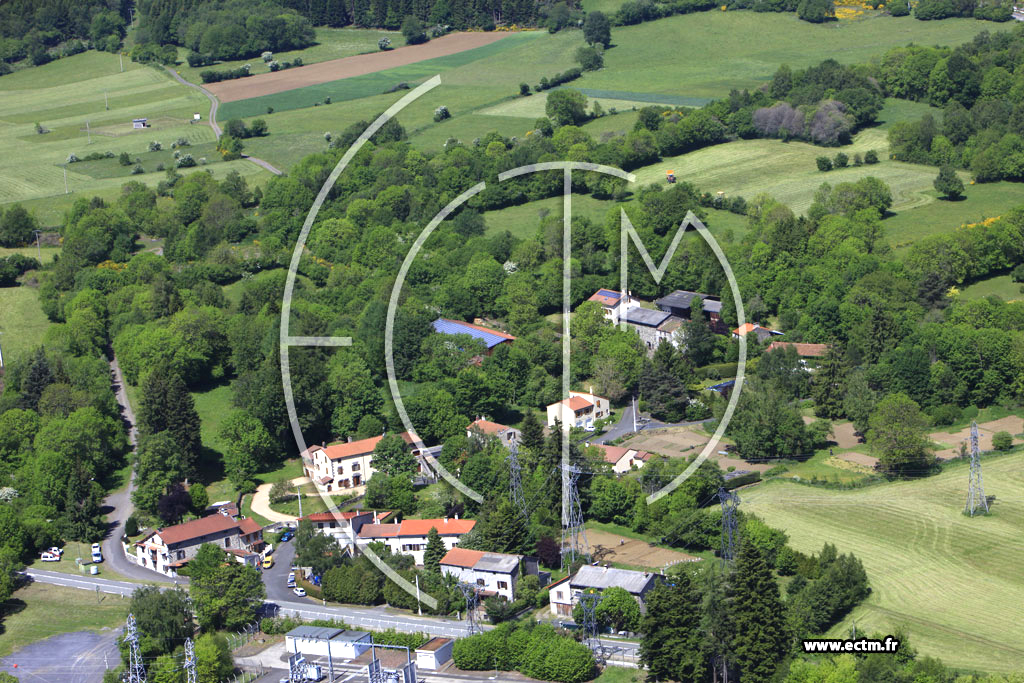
left=467, top=418, right=521, bottom=451
left=549, top=565, right=663, bottom=617
left=655, top=290, right=725, bottom=332
left=357, top=517, right=476, bottom=565
left=416, top=638, right=454, bottom=671
left=732, top=323, right=784, bottom=344
left=589, top=443, right=652, bottom=474
left=431, top=319, right=515, bottom=355
left=439, top=548, right=523, bottom=601
left=134, top=514, right=264, bottom=578
left=546, top=391, right=610, bottom=431
left=586, top=289, right=633, bottom=324
left=622, top=307, right=685, bottom=352
left=304, top=432, right=419, bottom=495
left=301, top=510, right=393, bottom=550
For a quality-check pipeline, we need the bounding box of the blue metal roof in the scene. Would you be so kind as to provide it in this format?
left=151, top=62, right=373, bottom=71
left=432, top=319, right=512, bottom=350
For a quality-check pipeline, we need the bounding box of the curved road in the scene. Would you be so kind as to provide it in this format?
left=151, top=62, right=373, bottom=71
left=164, top=66, right=284, bottom=176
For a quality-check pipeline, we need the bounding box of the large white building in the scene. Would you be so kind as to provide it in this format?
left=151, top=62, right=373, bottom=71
left=304, top=432, right=419, bottom=495
left=549, top=565, right=663, bottom=617
left=301, top=510, right=392, bottom=550
left=546, top=391, right=610, bottom=431
left=439, top=548, right=523, bottom=601
left=356, top=517, right=476, bottom=565
left=134, top=514, right=264, bottom=577
left=285, top=626, right=373, bottom=661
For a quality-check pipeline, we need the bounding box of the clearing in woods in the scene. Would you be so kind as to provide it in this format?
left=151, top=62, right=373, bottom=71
left=585, top=527, right=700, bottom=570
left=741, top=452, right=1024, bottom=673
left=0, top=286, right=53, bottom=365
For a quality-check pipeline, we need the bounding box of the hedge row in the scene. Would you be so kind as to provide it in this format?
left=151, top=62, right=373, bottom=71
left=452, top=622, right=595, bottom=683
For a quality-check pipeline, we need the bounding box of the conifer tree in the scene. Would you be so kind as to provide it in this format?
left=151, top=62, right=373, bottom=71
left=519, top=410, right=544, bottom=451
left=423, top=526, right=446, bottom=574
left=728, top=539, right=790, bottom=683
left=811, top=344, right=846, bottom=419
left=639, top=576, right=707, bottom=682
left=19, top=347, right=54, bottom=412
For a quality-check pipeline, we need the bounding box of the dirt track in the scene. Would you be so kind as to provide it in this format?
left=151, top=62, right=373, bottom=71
left=206, top=32, right=510, bottom=102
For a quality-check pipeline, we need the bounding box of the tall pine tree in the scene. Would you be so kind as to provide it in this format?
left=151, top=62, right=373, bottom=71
left=423, top=526, right=446, bottom=573
left=139, top=364, right=201, bottom=478
left=728, top=539, right=790, bottom=683
left=19, top=347, right=54, bottom=411
left=639, top=576, right=707, bottom=682
left=811, top=344, right=846, bottom=419
left=519, top=410, right=544, bottom=451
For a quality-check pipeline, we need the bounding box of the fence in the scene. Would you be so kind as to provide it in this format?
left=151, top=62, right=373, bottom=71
left=227, top=621, right=262, bottom=650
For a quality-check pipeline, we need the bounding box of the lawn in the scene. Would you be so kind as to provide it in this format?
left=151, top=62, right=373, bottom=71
left=593, top=666, right=642, bottom=683
left=0, top=245, right=61, bottom=264
left=174, top=27, right=399, bottom=85
left=960, top=274, right=1023, bottom=302
left=483, top=193, right=615, bottom=238
left=0, top=286, right=52, bottom=365
left=741, top=452, right=1024, bottom=673
left=0, top=583, right=128, bottom=658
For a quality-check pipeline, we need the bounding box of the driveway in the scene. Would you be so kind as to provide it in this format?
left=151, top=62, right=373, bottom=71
left=250, top=477, right=307, bottom=524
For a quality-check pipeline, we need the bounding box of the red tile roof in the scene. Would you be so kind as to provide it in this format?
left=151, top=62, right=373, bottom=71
left=316, top=432, right=416, bottom=460
left=765, top=341, right=829, bottom=357
left=157, top=515, right=240, bottom=546
left=587, top=289, right=624, bottom=307
left=397, top=518, right=476, bottom=537
left=439, top=548, right=485, bottom=568
left=560, top=396, right=593, bottom=411
left=237, top=517, right=262, bottom=535
left=358, top=523, right=401, bottom=538
left=732, top=322, right=760, bottom=336
left=594, top=444, right=630, bottom=464
left=304, top=510, right=392, bottom=523
left=225, top=548, right=254, bottom=558
left=467, top=419, right=510, bottom=435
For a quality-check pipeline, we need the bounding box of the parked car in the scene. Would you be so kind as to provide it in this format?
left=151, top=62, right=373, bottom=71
left=262, top=556, right=274, bottom=569
left=91, top=550, right=103, bottom=563
left=280, top=531, right=294, bottom=542
left=293, top=587, right=306, bottom=597
left=287, top=572, right=296, bottom=587
left=91, top=543, right=101, bottom=554
left=40, top=551, right=60, bottom=562
left=47, top=547, right=62, bottom=556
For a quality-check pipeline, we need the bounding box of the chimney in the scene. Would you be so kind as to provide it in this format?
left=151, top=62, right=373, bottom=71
left=454, top=512, right=459, bottom=520
left=347, top=436, right=352, bottom=443
left=443, top=516, right=448, bottom=524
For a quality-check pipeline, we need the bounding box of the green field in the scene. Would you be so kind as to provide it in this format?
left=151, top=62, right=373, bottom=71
left=0, top=245, right=60, bottom=264
left=174, top=27, right=399, bottom=85
left=0, top=583, right=128, bottom=658
left=742, top=453, right=1024, bottom=672
left=884, top=182, right=1024, bottom=251
left=0, top=50, right=274, bottom=222
left=0, top=286, right=52, bottom=365
left=960, top=274, right=1023, bottom=302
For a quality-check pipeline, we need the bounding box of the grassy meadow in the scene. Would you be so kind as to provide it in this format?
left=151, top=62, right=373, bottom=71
left=0, top=287, right=52, bottom=365
left=0, top=50, right=274, bottom=226
left=960, top=274, right=1023, bottom=302
left=742, top=452, right=1024, bottom=672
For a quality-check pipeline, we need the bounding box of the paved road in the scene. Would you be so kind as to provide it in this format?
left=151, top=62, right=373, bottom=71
left=102, top=356, right=177, bottom=584
left=164, top=67, right=284, bottom=176
left=1, top=629, right=121, bottom=683
left=590, top=398, right=714, bottom=446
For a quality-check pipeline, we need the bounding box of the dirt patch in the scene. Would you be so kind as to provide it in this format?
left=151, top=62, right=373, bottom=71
left=622, top=427, right=773, bottom=473
left=831, top=422, right=861, bottom=449
left=837, top=451, right=878, bottom=468
left=979, top=415, right=1024, bottom=435
left=586, top=529, right=700, bottom=571
left=802, top=415, right=815, bottom=425
left=206, top=32, right=510, bottom=102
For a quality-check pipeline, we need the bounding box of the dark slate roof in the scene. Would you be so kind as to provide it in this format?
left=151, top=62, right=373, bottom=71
left=287, top=626, right=344, bottom=640
left=703, top=299, right=722, bottom=313
left=656, top=290, right=720, bottom=314
left=432, top=319, right=515, bottom=350
left=571, top=565, right=660, bottom=594
left=624, top=308, right=672, bottom=327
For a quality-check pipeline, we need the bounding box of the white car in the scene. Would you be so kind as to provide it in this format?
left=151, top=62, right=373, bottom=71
left=40, top=551, right=60, bottom=562
left=47, top=547, right=62, bottom=556
left=287, top=572, right=296, bottom=587
left=91, top=543, right=101, bottom=554
left=92, top=550, right=103, bottom=563
left=293, top=587, right=306, bottom=597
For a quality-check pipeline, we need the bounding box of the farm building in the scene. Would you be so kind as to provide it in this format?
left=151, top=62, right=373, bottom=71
left=132, top=118, right=148, bottom=128
left=655, top=289, right=723, bottom=330
left=415, top=638, right=454, bottom=671
left=439, top=548, right=523, bottom=600
left=622, top=307, right=684, bottom=352
left=765, top=341, right=829, bottom=358
left=732, top=323, right=784, bottom=344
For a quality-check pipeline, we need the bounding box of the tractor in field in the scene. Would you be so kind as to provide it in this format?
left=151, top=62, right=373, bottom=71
left=666, top=169, right=676, bottom=184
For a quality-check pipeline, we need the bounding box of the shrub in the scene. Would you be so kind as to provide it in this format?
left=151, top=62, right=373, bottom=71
left=261, top=51, right=273, bottom=62
left=66, top=153, right=80, bottom=163
left=864, top=149, right=879, bottom=164
left=267, top=107, right=274, bottom=114
left=199, top=65, right=252, bottom=84
left=1011, top=264, right=1024, bottom=283
left=177, top=154, right=196, bottom=168
left=401, top=15, right=428, bottom=44
left=118, top=152, right=132, bottom=166
left=575, top=45, right=603, bottom=72
left=124, top=515, right=139, bottom=537
left=131, top=164, right=145, bottom=175
left=992, top=431, right=1013, bottom=451
left=148, top=141, right=162, bottom=152
left=156, top=163, right=165, bottom=172
left=433, top=106, right=451, bottom=122
left=519, top=82, right=531, bottom=96
left=186, top=52, right=211, bottom=67
left=853, top=153, right=863, bottom=166
left=378, top=37, right=391, bottom=50
left=816, top=156, right=833, bottom=171
left=890, top=0, right=910, bottom=14
left=324, top=97, right=331, bottom=105
left=930, top=404, right=960, bottom=426
left=834, top=151, right=849, bottom=168
left=268, top=60, right=280, bottom=72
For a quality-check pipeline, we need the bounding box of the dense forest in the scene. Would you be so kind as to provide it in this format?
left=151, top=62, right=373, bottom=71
left=0, top=0, right=129, bottom=67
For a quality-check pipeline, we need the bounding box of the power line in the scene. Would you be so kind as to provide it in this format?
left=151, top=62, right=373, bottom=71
left=184, top=638, right=197, bottom=683
left=561, top=463, right=589, bottom=568
left=965, top=421, right=990, bottom=517
left=507, top=443, right=527, bottom=519
left=458, top=582, right=481, bottom=637
left=578, top=593, right=604, bottom=664
left=718, top=487, right=739, bottom=565
left=123, top=613, right=147, bottom=683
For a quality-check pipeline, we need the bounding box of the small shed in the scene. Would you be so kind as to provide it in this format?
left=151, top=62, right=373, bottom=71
left=331, top=630, right=372, bottom=660
left=132, top=118, right=148, bottom=129
left=415, top=637, right=453, bottom=670
left=285, top=626, right=343, bottom=658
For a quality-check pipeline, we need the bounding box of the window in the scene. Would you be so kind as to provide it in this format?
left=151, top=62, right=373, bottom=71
left=224, top=538, right=231, bottom=548
left=498, top=581, right=508, bottom=590
left=177, top=550, right=185, bottom=560
left=557, top=591, right=564, bottom=599
left=352, top=463, right=360, bottom=471
left=353, top=475, right=361, bottom=486
left=477, top=579, right=485, bottom=586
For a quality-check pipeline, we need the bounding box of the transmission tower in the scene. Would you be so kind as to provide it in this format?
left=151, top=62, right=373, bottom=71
left=578, top=592, right=605, bottom=663
left=965, top=421, right=990, bottom=516
left=122, top=614, right=147, bottom=683
left=507, top=443, right=527, bottom=519
left=561, top=463, right=590, bottom=568
left=718, top=487, right=740, bottom=564
left=458, top=582, right=481, bottom=636
left=184, top=638, right=197, bottom=683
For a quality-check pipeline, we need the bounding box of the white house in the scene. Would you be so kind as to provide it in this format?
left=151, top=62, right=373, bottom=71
left=549, top=565, right=663, bottom=617
left=415, top=638, right=454, bottom=671
left=589, top=444, right=652, bottom=474
left=134, top=514, right=264, bottom=578
left=285, top=626, right=372, bottom=661
left=439, top=548, right=522, bottom=601
left=586, top=289, right=634, bottom=325
left=467, top=418, right=521, bottom=451
left=546, top=391, right=610, bottom=431
left=301, top=510, right=392, bottom=550
left=304, top=432, right=419, bottom=495
left=357, top=517, right=476, bottom=565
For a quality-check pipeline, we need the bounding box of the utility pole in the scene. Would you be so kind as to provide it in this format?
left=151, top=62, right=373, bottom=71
left=415, top=574, right=422, bottom=616
left=560, top=463, right=589, bottom=568
left=86, top=120, right=91, bottom=145
left=632, top=395, right=637, bottom=432
left=296, top=485, right=302, bottom=518
left=105, top=91, right=109, bottom=110
left=62, top=164, right=69, bottom=194
left=184, top=638, right=197, bottom=683
left=32, top=229, right=42, bottom=261
left=119, top=52, right=124, bottom=72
